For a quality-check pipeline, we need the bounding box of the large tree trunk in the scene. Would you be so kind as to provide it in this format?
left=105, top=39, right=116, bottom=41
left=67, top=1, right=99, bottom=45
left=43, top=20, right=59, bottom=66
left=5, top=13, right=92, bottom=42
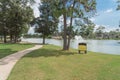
left=62, top=0, right=68, bottom=50
left=67, top=1, right=75, bottom=50
left=63, top=13, right=68, bottom=50
left=43, top=35, right=45, bottom=44
left=67, top=36, right=71, bottom=50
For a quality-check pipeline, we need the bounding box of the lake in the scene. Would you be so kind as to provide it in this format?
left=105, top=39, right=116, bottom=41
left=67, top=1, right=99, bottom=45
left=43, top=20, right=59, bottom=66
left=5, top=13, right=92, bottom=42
left=22, top=38, right=120, bottom=55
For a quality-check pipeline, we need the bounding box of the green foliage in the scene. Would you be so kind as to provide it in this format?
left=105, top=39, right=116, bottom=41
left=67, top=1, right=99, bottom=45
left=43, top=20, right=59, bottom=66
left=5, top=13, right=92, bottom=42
left=0, top=0, right=34, bottom=43
left=74, top=17, right=95, bottom=39
left=116, top=0, right=120, bottom=10
left=49, top=0, right=96, bottom=50
left=24, top=34, right=42, bottom=38
left=31, top=1, right=58, bottom=44
left=93, top=26, right=120, bottom=40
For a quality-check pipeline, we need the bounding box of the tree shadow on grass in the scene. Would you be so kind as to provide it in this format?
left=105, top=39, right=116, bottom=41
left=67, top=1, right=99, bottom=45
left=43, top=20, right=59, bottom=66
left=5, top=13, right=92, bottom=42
left=0, top=49, right=17, bottom=59
left=24, top=48, right=77, bottom=58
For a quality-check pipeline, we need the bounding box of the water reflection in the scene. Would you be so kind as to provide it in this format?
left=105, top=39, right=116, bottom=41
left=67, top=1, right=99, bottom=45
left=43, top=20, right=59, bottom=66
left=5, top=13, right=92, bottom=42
left=22, top=38, right=120, bottom=55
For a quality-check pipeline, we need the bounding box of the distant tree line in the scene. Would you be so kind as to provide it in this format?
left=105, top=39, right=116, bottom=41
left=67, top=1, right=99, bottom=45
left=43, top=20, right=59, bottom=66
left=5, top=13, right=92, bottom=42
left=23, top=34, right=41, bottom=38
left=93, top=26, right=120, bottom=40
left=53, top=25, right=120, bottom=40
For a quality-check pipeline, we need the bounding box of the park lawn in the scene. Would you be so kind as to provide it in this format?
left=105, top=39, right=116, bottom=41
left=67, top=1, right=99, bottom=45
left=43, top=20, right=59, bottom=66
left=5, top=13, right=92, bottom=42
left=8, top=45, right=120, bottom=80
left=0, top=43, right=34, bottom=59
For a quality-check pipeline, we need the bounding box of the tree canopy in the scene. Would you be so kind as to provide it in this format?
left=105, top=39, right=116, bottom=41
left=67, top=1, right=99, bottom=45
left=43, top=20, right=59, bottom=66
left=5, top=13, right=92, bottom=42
left=31, top=0, right=58, bottom=44
left=0, top=0, right=34, bottom=43
left=48, top=0, right=96, bottom=50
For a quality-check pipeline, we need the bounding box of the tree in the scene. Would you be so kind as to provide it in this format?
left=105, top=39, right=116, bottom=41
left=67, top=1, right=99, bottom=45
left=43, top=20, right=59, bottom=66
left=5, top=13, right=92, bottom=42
left=75, top=18, right=95, bottom=39
left=0, top=0, right=34, bottom=43
left=95, top=26, right=105, bottom=39
left=116, top=1, right=120, bottom=39
left=31, top=1, right=58, bottom=44
left=0, top=0, right=10, bottom=43
left=67, top=0, right=96, bottom=49
left=116, top=0, right=120, bottom=10
left=49, top=0, right=96, bottom=50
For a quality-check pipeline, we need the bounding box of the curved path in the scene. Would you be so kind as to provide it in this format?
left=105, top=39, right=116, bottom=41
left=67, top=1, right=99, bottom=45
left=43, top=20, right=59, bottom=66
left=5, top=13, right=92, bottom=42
left=0, top=45, right=42, bottom=80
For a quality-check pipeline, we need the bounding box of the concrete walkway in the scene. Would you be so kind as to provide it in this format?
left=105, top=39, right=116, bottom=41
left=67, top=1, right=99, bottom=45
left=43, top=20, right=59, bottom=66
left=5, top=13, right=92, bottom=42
left=0, top=45, right=42, bottom=80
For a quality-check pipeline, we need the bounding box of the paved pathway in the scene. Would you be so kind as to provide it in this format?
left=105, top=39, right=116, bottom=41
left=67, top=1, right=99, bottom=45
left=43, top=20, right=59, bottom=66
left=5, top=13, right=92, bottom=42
left=0, top=45, right=42, bottom=80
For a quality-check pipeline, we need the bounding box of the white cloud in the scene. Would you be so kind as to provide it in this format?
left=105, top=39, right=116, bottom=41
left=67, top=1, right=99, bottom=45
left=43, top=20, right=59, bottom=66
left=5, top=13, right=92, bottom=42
left=112, top=0, right=117, bottom=2
left=105, top=27, right=118, bottom=32
left=31, top=0, right=41, bottom=18
left=28, top=26, right=35, bottom=34
left=94, top=24, right=118, bottom=32
left=104, top=9, right=113, bottom=13
left=35, top=0, right=41, bottom=3
left=90, top=17, right=95, bottom=22
left=94, top=24, right=100, bottom=31
left=33, top=7, right=40, bottom=18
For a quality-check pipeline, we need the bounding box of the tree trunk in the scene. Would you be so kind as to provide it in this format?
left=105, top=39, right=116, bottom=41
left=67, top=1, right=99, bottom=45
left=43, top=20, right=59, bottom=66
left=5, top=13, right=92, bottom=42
left=63, top=13, right=68, bottom=50
left=10, top=32, right=13, bottom=43
left=43, top=35, right=45, bottom=44
left=4, top=35, right=6, bottom=43
left=62, top=0, right=68, bottom=50
left=14, top=35, right=17, bottom=43
left=14, top=27, right=17, bottom=43
left=67, top=36, right=71, bottom=50
left=0, top=36, right=3, bottom=41
left=67, top=1, right=75, bottom=50
left=3, top=28, right=7, bottom=43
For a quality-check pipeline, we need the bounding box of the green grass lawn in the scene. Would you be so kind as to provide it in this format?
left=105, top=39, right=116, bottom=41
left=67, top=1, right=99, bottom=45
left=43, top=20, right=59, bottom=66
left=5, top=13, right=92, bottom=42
left=8, top=45, right=120, bottom=80
left=0, top=43, right=34, bottom=59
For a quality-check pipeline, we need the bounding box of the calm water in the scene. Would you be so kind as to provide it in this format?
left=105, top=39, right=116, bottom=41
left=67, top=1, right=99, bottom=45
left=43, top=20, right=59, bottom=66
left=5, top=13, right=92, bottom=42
left=22, top=38, right=120, bottom=55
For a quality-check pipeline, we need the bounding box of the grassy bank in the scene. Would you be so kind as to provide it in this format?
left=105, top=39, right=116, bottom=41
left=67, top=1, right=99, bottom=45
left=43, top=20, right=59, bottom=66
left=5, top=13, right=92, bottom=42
left=0, top=43, right=34, bottom=59
left=8, top=45, right=120, bottom=80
